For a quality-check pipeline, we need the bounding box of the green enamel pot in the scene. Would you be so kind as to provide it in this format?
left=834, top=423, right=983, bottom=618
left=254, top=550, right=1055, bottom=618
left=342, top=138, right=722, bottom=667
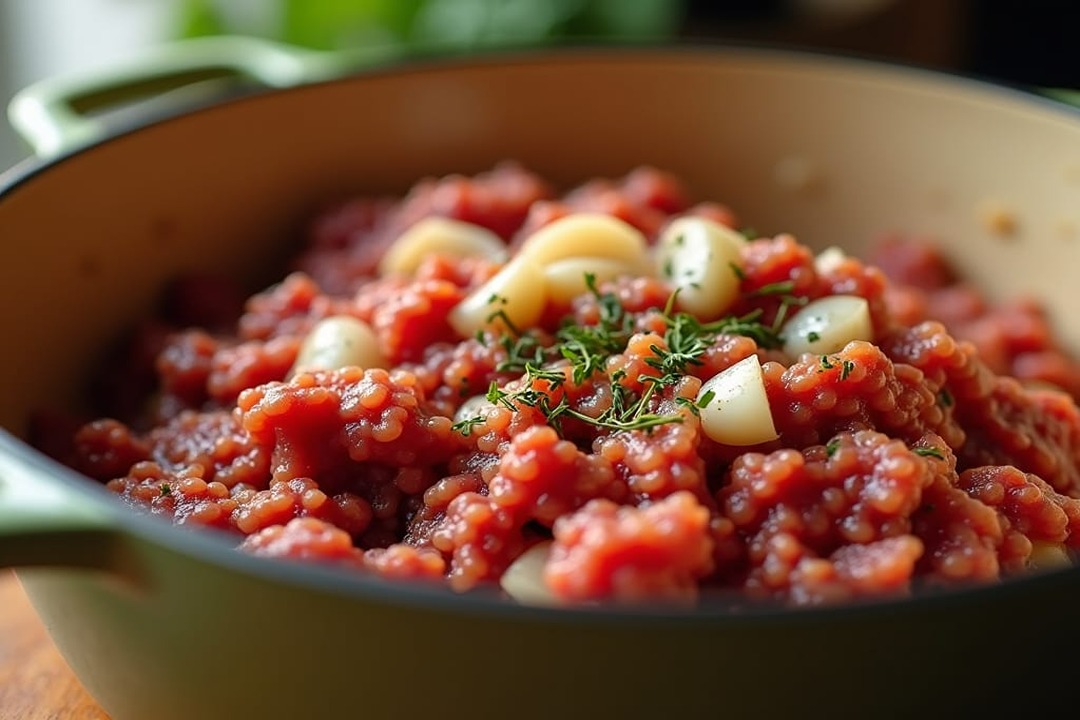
left=3, top=37, right=1080, bottom=720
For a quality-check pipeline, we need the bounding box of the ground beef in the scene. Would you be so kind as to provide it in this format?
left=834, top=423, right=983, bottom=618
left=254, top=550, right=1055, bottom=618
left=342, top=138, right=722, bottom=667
left=765, top=340, right=963, bottom=450
left=107, top=462, right=236, bottom=529
left=871, top=235, right=1080, bottom=397
left=144, top=409, right=269, bottom=487
left=545, top=492, right=715, bottom=604
left=240, top=517, right=366, bottom=564
left=49, top=165, right=1080, bottom=609
left=237, top=367, right=461, bottom=478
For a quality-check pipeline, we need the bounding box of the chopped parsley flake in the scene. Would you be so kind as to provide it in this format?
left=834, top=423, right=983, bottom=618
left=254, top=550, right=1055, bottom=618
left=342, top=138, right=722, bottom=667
left=913, top=447, right=945, bottom=460
left=806, top=331, right=821, bottom=343
left=825, top=438, right=841, bottom=458
left=159, top=483, right=172, bottom=497
left=840, top=360, right=855, bottom=381
left=937, top=389, right=954, bottom=408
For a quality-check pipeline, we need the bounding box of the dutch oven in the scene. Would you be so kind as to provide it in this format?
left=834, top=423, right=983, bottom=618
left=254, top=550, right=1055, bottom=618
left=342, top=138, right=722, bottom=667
left=2, top=37, right=1080, bottom=719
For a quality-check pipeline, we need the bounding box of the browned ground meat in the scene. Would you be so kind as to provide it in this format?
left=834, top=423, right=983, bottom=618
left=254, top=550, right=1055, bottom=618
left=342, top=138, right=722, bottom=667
left=43, top=165, right=1080, bottom=609
left=871, top=234, right=1080, bottom=397
left=546, top=492, right=715, bottom=604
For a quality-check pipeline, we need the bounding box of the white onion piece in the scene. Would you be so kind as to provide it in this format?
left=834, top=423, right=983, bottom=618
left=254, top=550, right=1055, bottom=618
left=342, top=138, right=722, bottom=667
left=655, top=216, right=744, bottom=320
left=291, top=315, right=386, bottom=375
left=1029, top=541, right=1072, bottom=571
left=517, top=214, right=650, bottom=274
left=780, top=295, right=873, bottom=357
left=813, top=246, right=848, bottom=274
left=377, top=217, right=508, bottom=276
left=696, top=355, right=778, bottom=446
left=448, top=257, right=546, bottom=338
left=500, top=542, right=560, bottom=607
left=453, top=394, right=495, bottom=424
left=543, top=256, right=636, bottom=304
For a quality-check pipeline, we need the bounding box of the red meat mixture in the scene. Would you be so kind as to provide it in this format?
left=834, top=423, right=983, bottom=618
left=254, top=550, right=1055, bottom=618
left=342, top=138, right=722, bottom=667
left=45, top=164, right=1080, bottom=608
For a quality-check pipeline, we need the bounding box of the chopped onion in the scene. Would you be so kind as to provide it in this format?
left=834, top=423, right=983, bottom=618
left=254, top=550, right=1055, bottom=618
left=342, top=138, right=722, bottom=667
left=780, top=295, right=872, bottom=357
left=1029, top=541, right=1071, bottom=571
left=500, top=542, right=560, bottom=607
left=448, top=257, right=546, bottom=338
left=377, top=217, right=508, bottom=276
left=813, top=246, right=848, bottom=274
left=655, top=216, right=744, bottom=319
left=543, top=256, right=636, bottom=304
left=696, top=354, right=778, bottom=446
left=291, top=315, right=386, bottom=375
left=517, top=213, right=650, bottom=274
left=454, top=394, right=495, bottom=424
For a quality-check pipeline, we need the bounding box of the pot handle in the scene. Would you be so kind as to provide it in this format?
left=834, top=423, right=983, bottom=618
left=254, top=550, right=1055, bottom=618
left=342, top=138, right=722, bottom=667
left=6, top=34, right=383, bottom=159
left=0, top=446, right=121, bottom=570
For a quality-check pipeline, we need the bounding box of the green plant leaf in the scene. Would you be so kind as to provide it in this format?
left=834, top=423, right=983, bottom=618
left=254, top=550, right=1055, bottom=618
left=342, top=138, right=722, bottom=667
left=281, top=0, right=424, bottom=50
left=177, top=0, right=229, bottom=38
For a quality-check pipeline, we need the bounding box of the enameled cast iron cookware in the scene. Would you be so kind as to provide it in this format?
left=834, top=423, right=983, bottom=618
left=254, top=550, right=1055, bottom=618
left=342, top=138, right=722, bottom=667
left=3, top=38, right=1080, bottom=719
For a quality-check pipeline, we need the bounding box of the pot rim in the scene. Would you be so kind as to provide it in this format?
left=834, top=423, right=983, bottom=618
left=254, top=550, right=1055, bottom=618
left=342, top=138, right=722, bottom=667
left=3, top=42, right=1079, bottom=624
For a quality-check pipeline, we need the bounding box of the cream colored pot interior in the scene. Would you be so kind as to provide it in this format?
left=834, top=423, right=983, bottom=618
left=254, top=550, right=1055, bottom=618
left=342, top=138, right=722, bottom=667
left=2, top=49, right=1079, bottom=435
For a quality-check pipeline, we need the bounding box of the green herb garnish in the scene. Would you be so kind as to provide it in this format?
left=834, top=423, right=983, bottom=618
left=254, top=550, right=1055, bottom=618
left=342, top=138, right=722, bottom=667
left=825, top=438, right=841, bottom=458
left=457, top=272, right=805, bottom=437
left=748, top=280, right=796, bottom=298
left=913, top=447, right=945, bottom=460
left=450, top=416, right=486, bottom=437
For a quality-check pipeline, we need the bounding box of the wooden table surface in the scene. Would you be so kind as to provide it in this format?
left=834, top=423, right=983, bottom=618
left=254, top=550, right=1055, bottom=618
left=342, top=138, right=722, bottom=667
left=0, top=570, right=109, bottom=720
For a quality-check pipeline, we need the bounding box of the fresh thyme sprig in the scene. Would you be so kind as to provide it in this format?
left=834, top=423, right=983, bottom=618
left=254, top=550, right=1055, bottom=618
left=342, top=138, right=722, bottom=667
left=450, top=415, right=486, bottom=436
left=452, top=271, right=809, bottom=437
left=913, top=446, right=945, bottom=460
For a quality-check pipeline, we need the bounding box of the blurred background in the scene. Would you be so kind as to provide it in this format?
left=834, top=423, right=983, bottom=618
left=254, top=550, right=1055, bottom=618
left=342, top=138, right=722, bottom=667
left=1, top=0, right=1078, bottom=170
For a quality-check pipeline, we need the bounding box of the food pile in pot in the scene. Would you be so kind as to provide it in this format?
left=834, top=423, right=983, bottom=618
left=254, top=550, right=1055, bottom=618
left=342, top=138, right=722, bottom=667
left=45, top=164, right=1080, bottom=607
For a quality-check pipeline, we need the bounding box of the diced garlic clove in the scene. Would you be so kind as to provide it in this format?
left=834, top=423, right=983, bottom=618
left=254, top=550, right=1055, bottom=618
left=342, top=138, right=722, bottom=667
left=453, top=394, right=495, bottom=424
left=516, top=213, right=651, bottom=275
left=697, top=354, right=779, bottom=446
left=543, top=256, right=636, bottom=304
left=291, top=315, right=386, bottom=375
left=500, top=541, right=561, bottom=607
left=448, top=256, right=546, bottom=338
left=377, top=217, right=508, bottom=276
left=780, top=295, right=873, bottom=357
left=813, top=246, right=848, bottom=274
left=1028, top=541, right=1072, bottom=571
left=656, top=216, right=745, bottom=320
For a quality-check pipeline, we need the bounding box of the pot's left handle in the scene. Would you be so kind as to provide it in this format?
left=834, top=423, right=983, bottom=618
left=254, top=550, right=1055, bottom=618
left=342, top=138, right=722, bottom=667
left=0, top=446, right=122, bottom=570
left=7, top=34, right=381, bottom=159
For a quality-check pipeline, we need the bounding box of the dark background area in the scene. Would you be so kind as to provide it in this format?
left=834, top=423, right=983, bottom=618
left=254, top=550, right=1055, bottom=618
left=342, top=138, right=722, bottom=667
left=681, top=0, right=1080, bottom=90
